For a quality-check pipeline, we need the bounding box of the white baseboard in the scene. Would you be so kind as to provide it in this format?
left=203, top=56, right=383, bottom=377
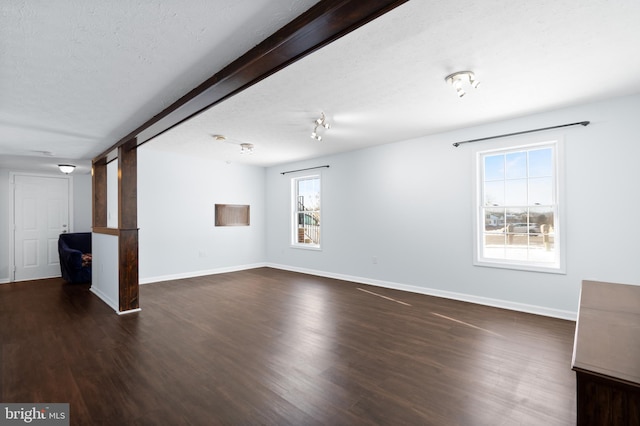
left=139, top=262, right=268, bottom=285
left=117, top=308, right=142, bottom=315
left=267, top=263, right=577, bottom=321
left=90, top=287, right=141, bottom=315
left=0, top=278, right=9, bottom=284
left=134, top=262, right=577, bottom=320
left=90, top=286, right=119, bottom=313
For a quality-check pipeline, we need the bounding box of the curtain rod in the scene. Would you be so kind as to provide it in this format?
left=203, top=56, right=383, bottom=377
left=280, top=165, right=330, bottom=175
left=452, top=121, right=590, bottom=147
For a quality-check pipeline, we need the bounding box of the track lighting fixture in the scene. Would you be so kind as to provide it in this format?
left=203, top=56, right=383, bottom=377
left=311, top=112, right=330, bottom=141
left=213, top=134, right=255, bottom=155
left=239, top=143, right=254, bottom=154
left=445, top=71, right=480, bottom=98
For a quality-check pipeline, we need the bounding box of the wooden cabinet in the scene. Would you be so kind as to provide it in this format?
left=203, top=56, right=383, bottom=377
left=572, top=280, right=640, bottom=425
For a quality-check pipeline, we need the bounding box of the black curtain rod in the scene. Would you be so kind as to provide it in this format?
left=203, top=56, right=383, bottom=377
left=452, top=121, right=590, bottom=147
left=280, top=165, right=330, bottom=175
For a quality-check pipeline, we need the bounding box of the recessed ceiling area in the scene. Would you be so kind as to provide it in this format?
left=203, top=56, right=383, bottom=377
left=2, top=0, right=640, bottom=170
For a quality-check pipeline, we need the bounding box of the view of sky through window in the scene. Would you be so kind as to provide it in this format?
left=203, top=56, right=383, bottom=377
left=484, top=148, right=553, bottom=207
left=297, top=177, right=320, bottom=210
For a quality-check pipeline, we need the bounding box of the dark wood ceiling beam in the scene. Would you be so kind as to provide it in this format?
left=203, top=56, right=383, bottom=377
left=94, top=0, right=409, bottom=161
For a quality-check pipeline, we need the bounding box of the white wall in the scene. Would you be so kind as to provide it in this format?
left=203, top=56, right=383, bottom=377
left=72, top=173, right=92, bottom=232
left=137, top=147, right=267, bottom=283
left=91, top=232, right=119, bottom=311
left=0, top=169, right=11, bottom=281
left=265, top=94, right=640, bottom=319
left=107, top=160, right=118, bottom=228
left=0, top=169, right=92, bottom=283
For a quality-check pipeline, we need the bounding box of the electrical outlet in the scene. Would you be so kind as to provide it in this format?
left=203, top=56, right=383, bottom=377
left=372, top=256, right=378, bottom=264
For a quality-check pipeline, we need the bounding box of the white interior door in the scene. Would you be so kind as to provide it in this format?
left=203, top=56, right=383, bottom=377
left=13, top=175, right=70, bottom=282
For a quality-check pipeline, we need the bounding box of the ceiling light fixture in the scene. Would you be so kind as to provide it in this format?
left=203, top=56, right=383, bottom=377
left=239, top=143, right=254, bottom=154
left=311, top=112, right=330, bottom=141
left=445, top=71, right=480, bottom=98
left=213, top=134, right=255, bottom=155
left=58, top=164, right=76, bottom=174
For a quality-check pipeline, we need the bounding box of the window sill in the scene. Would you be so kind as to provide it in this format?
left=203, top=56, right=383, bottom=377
left=290, top=244, right=322, bottom=251
left=474, top=259, right=565, bottom=274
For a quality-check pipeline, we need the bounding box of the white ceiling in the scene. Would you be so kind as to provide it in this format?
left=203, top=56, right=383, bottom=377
left=3, top=0, right=640, bottom=172
left=0, top=0, right=320, bottom=173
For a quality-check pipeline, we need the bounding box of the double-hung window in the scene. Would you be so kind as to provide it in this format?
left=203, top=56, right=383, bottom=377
left=292, top=175, right=321, bottom=248
left=476, top=140, right=564, bottom=272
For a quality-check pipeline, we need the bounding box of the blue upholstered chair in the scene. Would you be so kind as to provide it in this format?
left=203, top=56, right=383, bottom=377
left=58, top=232, right=92, bottom=284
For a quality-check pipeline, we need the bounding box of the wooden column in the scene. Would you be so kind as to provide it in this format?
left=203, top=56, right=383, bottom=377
left=117, top=139, right=139, bottom=312
left=92, top=158, right=107, bottom=228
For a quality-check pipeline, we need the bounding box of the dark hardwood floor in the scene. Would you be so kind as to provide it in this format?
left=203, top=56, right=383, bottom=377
left=1, top=268, right=576, bottom=425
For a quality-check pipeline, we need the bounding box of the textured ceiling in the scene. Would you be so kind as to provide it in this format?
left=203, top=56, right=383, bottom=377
left=0, top=0, right=320, bottom=172
left=149, top=0, right=640, bottom=166
left=2, top=0, right=640, bottom=172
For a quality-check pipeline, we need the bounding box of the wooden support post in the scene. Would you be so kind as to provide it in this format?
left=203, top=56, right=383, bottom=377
left=92, top=158, right=107, bottom=228
left=117, top=139, right=139, bottom=312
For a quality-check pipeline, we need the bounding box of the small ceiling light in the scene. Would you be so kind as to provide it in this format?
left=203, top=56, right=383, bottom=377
left=213, top=134, right=255, bottom=155
left=58, top=164, right=76, bottom=174
left=239, top=143, right=254, bottom=154
left=311, top=112, right=330, bottom=140
left=445, top=71, right=480, bottom=97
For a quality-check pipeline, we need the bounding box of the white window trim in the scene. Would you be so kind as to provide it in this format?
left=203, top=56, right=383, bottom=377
left=472, top=135, right=566, bottom=274
left=290, top=173, right=322, bottom=250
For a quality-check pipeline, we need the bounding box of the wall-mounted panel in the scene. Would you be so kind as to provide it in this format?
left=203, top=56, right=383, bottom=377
left=215, top=204, right=250, bottom=226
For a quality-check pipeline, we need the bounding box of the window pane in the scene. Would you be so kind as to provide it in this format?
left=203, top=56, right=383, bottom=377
left=505, top=208, right=526, bottom=230
left=528, top=148, right=553, bottom=177
left=505, top=179, right=527, bottom=206
left=484, top=154, right=504, bottom=181
left=298, top=178, right=320, bottom=210
left=505, top=151, right=527, bottom=179
left=529, top=207, right=555, bottom=261
left=484, top=181, right=504, bottom=206
left=530, top=207, right=555, bottom=234
left=529, top=177, right=553, bottom=205
left=293, top=175, right=321, bottom=247
left=483, top=233, right=506, bottom=259
left=484, top=208, right=505, bottom=231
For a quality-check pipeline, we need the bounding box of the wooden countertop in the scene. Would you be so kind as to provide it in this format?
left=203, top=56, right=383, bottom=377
left=572, top=280, right=640, bottom=385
